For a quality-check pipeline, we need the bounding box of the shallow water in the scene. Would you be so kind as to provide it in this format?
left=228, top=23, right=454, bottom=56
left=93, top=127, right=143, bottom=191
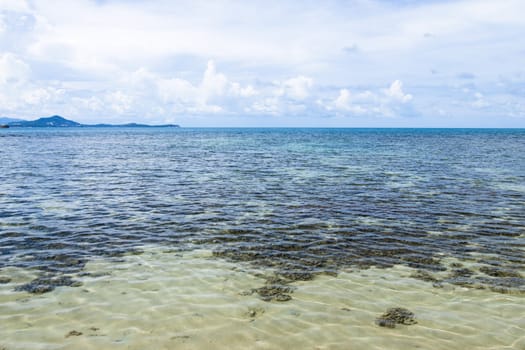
left=1, top=247, right=524, bottom=350
left=0, top=128, right=524, bottom=348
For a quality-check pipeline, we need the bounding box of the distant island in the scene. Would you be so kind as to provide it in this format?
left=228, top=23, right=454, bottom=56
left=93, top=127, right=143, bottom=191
left=0, top=115, right=180, bottom=128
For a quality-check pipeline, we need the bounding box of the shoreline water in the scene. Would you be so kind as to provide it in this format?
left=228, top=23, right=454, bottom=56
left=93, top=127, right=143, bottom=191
left=1, top=128, right=524, bottom=349
left=1, top=246, right=523, bottom=350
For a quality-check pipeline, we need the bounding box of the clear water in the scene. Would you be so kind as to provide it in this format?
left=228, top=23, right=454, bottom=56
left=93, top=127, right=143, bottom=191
left=0, top=128, right=524, bottom=349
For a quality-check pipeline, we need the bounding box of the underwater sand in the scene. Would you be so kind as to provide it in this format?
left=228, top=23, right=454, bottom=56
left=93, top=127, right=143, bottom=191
left=1, top=247, right=523, bottom=350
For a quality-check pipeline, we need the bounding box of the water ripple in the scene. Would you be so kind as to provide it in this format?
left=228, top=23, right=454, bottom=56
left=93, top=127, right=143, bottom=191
left=0, top=128, right=524, bottom=294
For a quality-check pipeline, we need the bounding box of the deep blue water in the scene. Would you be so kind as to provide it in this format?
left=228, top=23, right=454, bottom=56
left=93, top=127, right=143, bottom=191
left=1, top=128, right=524, bottom=294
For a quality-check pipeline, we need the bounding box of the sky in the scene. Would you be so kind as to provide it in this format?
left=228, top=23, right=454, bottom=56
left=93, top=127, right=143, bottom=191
left=1, top=0, right=524, bottom=127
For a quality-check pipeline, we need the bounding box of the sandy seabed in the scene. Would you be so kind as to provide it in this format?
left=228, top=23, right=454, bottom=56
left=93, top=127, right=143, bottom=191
left=1, top=246, right=524, bottom=350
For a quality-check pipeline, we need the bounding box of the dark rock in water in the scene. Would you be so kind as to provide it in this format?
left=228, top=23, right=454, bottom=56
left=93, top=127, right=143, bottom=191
left=410, top=270, right=439, bottom=283
left=17, top=283, right=54, bottom=294
left=375, top=318, right=396, bottom=328
left=0, top=124, right=9, bottom=128
left=477, top=276, right=524, bottom=293
left=450, top=268, right=474, bottom=278
left=480, top=266, right=522, bottom=278
left=278, top=270, right=314, bottom=281
left=15, top=275, right=82, bottom=294
left=375, top=307, right=417, bottom=328
left=0, top=276, right=12, bottom=284
left=252, top=284, right=294, bottom=302
left=65, top=330, right=82, bottom=338
left=274, top=294, right=293, bottom=302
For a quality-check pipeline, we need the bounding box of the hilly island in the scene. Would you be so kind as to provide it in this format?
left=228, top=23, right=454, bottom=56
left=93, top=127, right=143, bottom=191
left=0, top=115, right=180, bottom=128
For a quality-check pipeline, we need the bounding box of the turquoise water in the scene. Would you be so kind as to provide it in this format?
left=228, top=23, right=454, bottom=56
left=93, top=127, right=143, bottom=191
left=0, top=128, right=524, bottom=349
left=1, top=128, right=524, bottom=293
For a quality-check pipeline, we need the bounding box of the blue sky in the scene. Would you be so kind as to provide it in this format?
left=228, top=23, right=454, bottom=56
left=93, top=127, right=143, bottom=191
left=1, top=0, right=524, bottom=127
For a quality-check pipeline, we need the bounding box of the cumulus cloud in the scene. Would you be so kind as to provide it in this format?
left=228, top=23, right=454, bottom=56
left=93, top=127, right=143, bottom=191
left=0, top=49, right=316, bottom=120
left=383, top=80, right=413, bottom=103
left=323, top=80, right=413, bottom=117
left=2, top=0, right=525, bottom=125
left=201, top=61, right=228, bottom=99
left=249, top=97, right=280, bottom=115
left=73, top=96, right=104, bottom=112
left=155, top=60, right=257, bottom=114
left=158, top=78, right=199, bottom=104
left=229, top=82, right=257, bottom=97
left=240, top=75, right=314, bottom=115
left=22, top=87, right=64, bottom=105
left=333, top=89, right=374, bottom=114
left=278, top=75, right=313, bottom=100
left=106, top=91, right=133, bottom=114
left=0, top=52, right=30, bottom=84
left=244, top=75, right=315, bottom=115
left=180, top=63, right=313, bottom=115
left=0, top=53, right=66, bottom=115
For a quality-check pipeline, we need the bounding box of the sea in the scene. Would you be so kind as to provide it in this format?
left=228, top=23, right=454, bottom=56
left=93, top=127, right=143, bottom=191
left=0, top=127, right=524, bottom=349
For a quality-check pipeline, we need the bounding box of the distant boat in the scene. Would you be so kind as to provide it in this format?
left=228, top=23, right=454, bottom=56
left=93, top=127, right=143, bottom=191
left=0, top=124, right=9, bottom=128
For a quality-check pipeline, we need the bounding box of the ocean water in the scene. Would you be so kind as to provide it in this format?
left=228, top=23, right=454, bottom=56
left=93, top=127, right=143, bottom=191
left=0, top=128, right=524, bottom=349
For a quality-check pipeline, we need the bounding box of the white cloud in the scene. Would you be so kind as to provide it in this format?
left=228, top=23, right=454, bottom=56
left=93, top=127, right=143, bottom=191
left=250, top=97, right=280, bottom=115
left=279, top=75, right=313, bottom=100
left=20, top=0, right=523, bottom=77
left=157, top=78, right=199, bottom=104
left=0, top=53, right=65, bottom=114
left=229, top=82, right=257, bottom=97
left=22, top=87, right=64, bottom=105
left=325, top=80, right=413, bottom=117
left=383, top=80, right=412, bottom=103
left=0, top=53, right=56, bottom=112
left=244, top=75, right=314, bottom=115
left=106, top=91, right=133, bottom=114
left=74, top=96, right=104, bottom=112
left=0, top=0, right=30, bottom=12
left=333, top=89, right=370, bottom=114
left=201, top=60, right=229, bottom=100
left=472, top=92, right=489, bottom=108
left=155, top=60, right=256, bottom=113
left=1, top=1, right=525, bottom=125
left=0, top=52, right=30, bottom=84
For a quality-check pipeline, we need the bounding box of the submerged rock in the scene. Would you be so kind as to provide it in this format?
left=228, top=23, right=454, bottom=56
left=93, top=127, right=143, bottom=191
left=375, top=307, right=417, bottom=328
left=65, top=330, right=82, bottom=338
left=450, top=268, right=474, bottom=278
left=480, top=266, right=522, bottom=278
left=15, top=275, right=82, bottom=294
left=0, top=276, right=12, bottom=284
left=253, top=284, right=294, bottom=302
left=278, top=270, right=314, bottom=281
left=410, top=270, right=439, bottom=283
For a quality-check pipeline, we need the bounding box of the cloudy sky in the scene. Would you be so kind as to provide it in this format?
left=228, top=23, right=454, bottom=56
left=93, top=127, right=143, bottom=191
left=1, top=0, right=524, bottom=126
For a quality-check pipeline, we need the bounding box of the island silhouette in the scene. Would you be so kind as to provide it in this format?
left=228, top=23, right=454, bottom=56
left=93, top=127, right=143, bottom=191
left=2, top=115, right=179, bottom=128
